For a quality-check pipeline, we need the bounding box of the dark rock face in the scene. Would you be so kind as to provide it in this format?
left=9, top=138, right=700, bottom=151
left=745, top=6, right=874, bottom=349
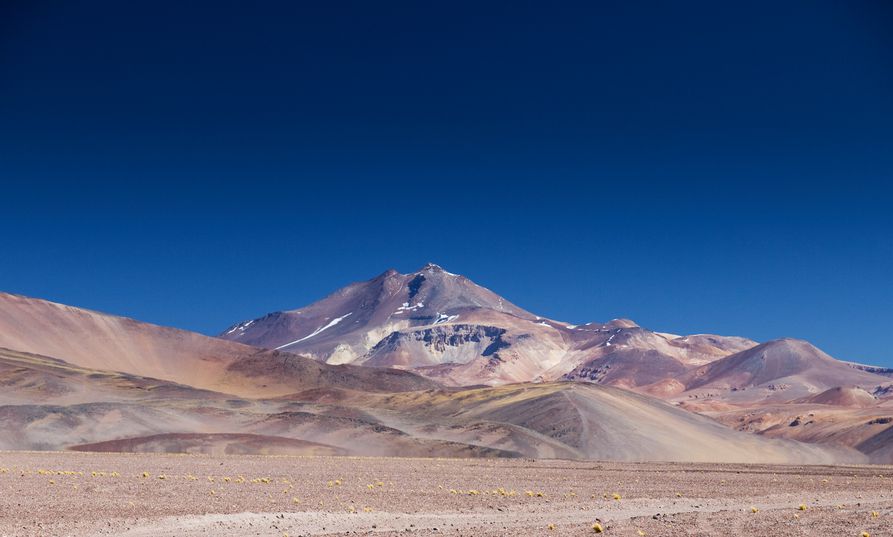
left=364, top=325, right=510, bottom=366
left=407, top=274, right=425, bottom=301
left=874, top=385, right=893, bottom=398
left=851, top=364, right=893, bottom=378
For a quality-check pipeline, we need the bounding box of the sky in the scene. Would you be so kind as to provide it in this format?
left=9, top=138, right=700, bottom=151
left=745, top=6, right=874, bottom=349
left=1, top=1, right=892, bottom=366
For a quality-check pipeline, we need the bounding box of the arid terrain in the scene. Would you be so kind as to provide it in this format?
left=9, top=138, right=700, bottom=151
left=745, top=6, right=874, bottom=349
left=0, top=451, right=890, bottom=536
left=1, top=265, right=892, bottom=537
left=4, top=286, right=885, bottom=464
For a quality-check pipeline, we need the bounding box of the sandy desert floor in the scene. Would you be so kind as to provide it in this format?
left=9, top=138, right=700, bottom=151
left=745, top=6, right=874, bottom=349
left=0, top=452, right=890, bottom=536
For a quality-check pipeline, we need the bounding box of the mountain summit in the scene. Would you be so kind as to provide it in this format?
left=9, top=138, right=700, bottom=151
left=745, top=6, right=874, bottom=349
left=220, top=264, right=537, bottom=374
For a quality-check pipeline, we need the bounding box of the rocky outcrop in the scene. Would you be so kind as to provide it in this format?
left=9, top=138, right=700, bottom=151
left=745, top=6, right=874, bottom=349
left=363, top=324, right=510, bottom=367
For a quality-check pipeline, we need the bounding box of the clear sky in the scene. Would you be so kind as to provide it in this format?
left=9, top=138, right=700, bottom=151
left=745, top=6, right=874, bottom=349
left=1, top=1, right=892, bottom=366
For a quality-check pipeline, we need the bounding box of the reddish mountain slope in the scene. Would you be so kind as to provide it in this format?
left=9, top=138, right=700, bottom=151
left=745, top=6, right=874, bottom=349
left=0, top=292, right=436, bottom=398
left=680, top=338, right=889, bottom=403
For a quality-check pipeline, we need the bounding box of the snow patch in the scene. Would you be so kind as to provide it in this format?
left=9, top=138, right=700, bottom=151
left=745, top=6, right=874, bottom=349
left=394, top=302, right=425, bottom=314
left=225, top=319, right=255, bottom=335
left=275, top=313, right=353, bottom=350
left=434, top=313, right=459, bottom=324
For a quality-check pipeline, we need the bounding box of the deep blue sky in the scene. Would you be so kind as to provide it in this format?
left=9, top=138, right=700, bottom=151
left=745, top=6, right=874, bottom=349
left=1, top=1, right=892, bottom=365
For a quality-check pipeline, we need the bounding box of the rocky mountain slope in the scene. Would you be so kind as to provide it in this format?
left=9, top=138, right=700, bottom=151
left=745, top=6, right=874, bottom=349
left=678, top=339, right=890, bottom=404
left=221, top=265, right=891, bottom=404
left=220, top=263, right=557, bottom=384
left=220, top=264, right=764, bottom=388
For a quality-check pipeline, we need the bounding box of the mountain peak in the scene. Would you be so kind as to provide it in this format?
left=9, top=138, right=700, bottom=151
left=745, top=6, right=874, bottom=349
left=219, top=263, right=536, bottom=359
left=759, top=338, right=823, bottom=355
left=605, top=318, right=639, bottom=329
left=376, top=268, right=401, bottom=279
left=418, top=262, right=449, bottom=273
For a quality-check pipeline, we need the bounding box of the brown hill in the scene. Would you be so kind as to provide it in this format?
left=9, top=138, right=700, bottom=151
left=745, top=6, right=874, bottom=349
left=0, top=292, right=437, bottom=398
left=798, top=386, right=878, bottom=408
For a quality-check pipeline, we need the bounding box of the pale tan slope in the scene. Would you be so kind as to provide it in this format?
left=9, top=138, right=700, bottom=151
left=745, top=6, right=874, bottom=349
left=0, top=292, right=243, bottom=387
left=0, top=346, right=233, bottom=405
left=356, top=383, right=862, bottom=464
left=0, top=292, right=437, bottom=398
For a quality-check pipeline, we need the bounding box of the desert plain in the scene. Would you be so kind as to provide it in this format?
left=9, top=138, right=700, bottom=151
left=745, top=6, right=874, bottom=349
left=0, top=451, right=890, bottom=537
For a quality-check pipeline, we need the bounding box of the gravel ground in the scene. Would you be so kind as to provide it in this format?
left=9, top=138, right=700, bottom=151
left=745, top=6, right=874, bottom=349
left=0, top=451, right=890, bottom=536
